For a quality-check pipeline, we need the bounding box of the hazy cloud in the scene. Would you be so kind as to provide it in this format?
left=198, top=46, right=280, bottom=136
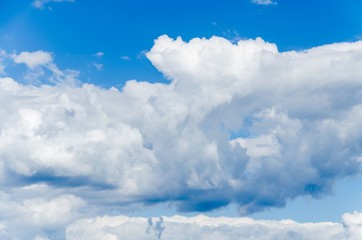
left=32, top=0, right=75, bottom=9
left=0, top=50, right=7, bottom=75
left=93, top=63, right=103, bottom=71
left=252, top=0, right=277, bottom=5
left=94, top=52, right=104, bottom=57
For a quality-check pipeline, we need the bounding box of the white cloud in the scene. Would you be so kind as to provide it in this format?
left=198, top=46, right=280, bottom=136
left=32, top=0, right=75, bottom=9
left=0, top=185, right=86, bottom=239
left=93, top=63, right=103, bottom=71
left=1, top=35, right=362, bottom=238
left=121, top=56, right=130, bottom=60
left=66, top=214, right=345, bottom=240
left=12, top=50, right=79, bottom=85
left=343, top=211, right=362, bottom=240
left=252, top=0, right=277, bottom=5
left=94, top=52, right=104, bottom=57
left=12, top=51, right=52, bottom=69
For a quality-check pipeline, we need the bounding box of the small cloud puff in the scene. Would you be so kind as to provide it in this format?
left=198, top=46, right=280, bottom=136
left=252, top=0, right=277, bottom=5
left=94, top=52, right=104, bottom=57
left=121, top=56, right=130, bottom=60
left=12, top=51, right=52, bottom=69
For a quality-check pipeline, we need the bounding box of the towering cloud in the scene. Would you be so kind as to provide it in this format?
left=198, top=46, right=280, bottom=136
left=1, top=35, right=362, bottom=238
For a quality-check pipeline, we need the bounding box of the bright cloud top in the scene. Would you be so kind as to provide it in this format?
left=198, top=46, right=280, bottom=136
left=1, top=35, right=362, bottom=238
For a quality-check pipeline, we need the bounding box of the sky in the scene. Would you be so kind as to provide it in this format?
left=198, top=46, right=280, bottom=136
left=1, top=0, right=362, bottom=239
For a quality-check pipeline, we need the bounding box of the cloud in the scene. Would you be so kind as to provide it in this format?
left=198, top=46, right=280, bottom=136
left=12, top=51, right=52, bottom=69
left=32, top=0, right=75, bottom=9
left=93, top=63, right=103, bottom=71
left=343, top=211, right=362, bottom=240
left=1, top=35, right=362, bottom=238
left=12, top=50, right=79, bottom=85
left=94, top=52, right=104, bottom=57
left=0, top=184, right=86, bottom=239
left=0, top=50, right=8, bottom=75
left=252, top=0, right=277, bottom=5
left=66, top=214, right=346, bottom=240
left=121, top=56, right=130, bottom=60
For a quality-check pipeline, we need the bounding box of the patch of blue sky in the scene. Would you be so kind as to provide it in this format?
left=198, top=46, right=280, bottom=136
left=229, top=116, right=260, bottom=139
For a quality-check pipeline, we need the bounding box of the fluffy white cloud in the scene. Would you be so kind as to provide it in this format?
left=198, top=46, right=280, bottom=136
left=252, top=0, right=277, bottom=5
left=32, top=0, right=75, bottom=9
left=1, top=35, right=362, bottom=238
left=343, top=211, right=362, bottom=240
left=12, top=51, right=79, bottom=85
left=66, top=214, right=345, bottom=240
left=0, top=184, right=86, bottom=239
left=13, top=51, right=52, bottom=69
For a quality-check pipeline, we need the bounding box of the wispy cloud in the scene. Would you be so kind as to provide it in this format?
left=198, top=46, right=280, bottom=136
left=251, top=0, right=277, bottom=5
left=94, top=52, right=104, bottom=57
left=93, top=62, right=103, bottom=71
left=11, top=50, right=78, bottom=85
left=32, top=0, right=75, bottom=9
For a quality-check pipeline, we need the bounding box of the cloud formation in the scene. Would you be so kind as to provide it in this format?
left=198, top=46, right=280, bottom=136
left=13, top=51, right=53, bottom=69
left=11, top=50, right=79, bottom=85
left=1, top=35, right=362, bottom=238
left=66, top=214, right=348, bottom=240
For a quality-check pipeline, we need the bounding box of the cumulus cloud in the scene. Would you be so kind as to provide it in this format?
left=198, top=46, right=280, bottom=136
left=1, top=35, right=362, bottom=238
left=343, top=211, right=362, bottom=240
left=13, top=51, right=52, bottom=69
left=252, top=0, right=277, bottom=5
left=32, top=0, right=75, bottom=9
left=66, top=214, right=345, bottom=240
left=12, top=50, right=79, bottom=85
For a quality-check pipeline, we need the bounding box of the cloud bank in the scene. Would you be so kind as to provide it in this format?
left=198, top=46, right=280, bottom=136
left=66, top=213, right=359, bottom=240
left=1, top=35, right=362, bottom=238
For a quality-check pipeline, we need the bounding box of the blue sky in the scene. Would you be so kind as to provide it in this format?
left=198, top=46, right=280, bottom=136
left=1, top=1, right=362, bottom=239
left=1, top=0, right=362, bottom=87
